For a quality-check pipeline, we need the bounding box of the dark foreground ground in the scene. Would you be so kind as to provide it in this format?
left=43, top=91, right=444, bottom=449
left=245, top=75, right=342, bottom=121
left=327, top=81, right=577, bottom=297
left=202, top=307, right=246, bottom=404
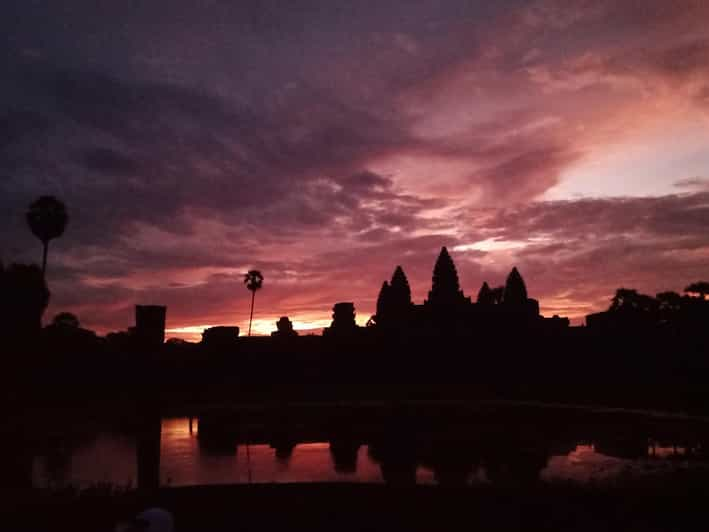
left=6, top=475, right=709, bottom=532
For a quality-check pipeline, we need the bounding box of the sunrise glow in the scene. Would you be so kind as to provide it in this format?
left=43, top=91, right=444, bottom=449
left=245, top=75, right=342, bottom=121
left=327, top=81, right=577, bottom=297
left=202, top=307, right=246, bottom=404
left=1, top=0, right=707, bottom=337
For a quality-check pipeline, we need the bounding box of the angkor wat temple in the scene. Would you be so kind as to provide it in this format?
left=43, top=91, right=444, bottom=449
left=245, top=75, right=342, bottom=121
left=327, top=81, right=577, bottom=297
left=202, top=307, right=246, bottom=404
left=324, top=246, right=569, bottom=337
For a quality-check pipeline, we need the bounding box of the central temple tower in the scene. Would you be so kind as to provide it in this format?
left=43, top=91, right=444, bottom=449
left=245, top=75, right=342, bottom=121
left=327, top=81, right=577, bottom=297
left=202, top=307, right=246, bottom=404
left=425, top=247, right=469, bottom=308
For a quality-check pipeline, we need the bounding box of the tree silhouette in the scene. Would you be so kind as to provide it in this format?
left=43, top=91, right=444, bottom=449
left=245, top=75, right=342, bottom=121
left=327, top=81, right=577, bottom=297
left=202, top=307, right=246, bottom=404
left=243, top=270, right=264, bottom=336
left=26, top=196, right=68, bottom=278
left=610, top=288, right=637, bottom=310
left=610, top=288, right=657, bottom=313
left=503, top=267, right=528, bottom=305
left=684, top=281, right=709, bottom=299
left=656, top=291, right=682, bottom=312
left=52, top=312, right=80, bottom=329
left=656, top=291, right=683, bottom=324
left=1, top=263, right=50, bottom=337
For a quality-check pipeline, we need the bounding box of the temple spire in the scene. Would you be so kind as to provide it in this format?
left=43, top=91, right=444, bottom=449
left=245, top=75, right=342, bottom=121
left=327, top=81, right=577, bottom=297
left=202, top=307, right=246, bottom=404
left=477, top=282, right=493, bottom=305
left=427, top=246, right=466, bottom=306
left=375, top=281, right=390, bottom=322
left=389, top=265, right=412, bottom=308
left=503, top=266, right=528, bottom=305
left=376, top=266, right=413, bottom=326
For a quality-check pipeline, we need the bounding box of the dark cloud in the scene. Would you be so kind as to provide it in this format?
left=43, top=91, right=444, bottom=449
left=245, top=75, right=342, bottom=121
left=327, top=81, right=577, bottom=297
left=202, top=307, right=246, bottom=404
left=0, top=64, right=422, bottom=256
left=674, top=177, right=709, bottom=190
left=475, top=192, right=709, bottom=242
left=473, top=145, right=581, bottom=203
left=81, top=148, right=138, bottom=175
left=654, top=38, right=709, bottom=77
left=0, top=110, right=50, bottom=149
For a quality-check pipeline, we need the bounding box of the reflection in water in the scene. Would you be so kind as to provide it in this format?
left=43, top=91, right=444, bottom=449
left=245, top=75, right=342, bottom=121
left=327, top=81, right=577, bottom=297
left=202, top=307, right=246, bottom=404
left=368, top=439, right=417, bottom=486
left=484, top=449, right=549, bottom=486
left=543, top=445, right=624, bottom=483
left=161, top=419, right=384, bottom=485
left=594, top=435, right=648, bottom=460
left=33, top=434, right=136, bottom=489
left=329, top=439, right=360, bottom=473
left=272, top=442, right=296, bottom=463
left=652, top=445, right=686, bottom=458
left=28, top=417, right=709, bottom=489
left=136, top=414, right=161, bottom=491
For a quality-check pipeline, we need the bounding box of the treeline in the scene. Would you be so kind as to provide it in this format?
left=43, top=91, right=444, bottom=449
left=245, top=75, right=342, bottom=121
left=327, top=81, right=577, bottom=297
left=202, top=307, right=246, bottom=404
left=588, top=283, right=709, bottom=334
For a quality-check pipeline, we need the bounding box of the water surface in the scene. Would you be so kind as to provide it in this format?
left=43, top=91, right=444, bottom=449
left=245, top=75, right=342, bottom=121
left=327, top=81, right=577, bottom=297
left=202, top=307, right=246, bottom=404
left=30, top=414, right=709, bottom=489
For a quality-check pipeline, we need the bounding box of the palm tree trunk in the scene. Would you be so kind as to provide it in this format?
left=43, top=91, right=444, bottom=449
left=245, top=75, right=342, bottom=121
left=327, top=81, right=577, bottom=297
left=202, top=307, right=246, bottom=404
left=41, top=241, right=49, bottom=278
left=248, top=290, right=255, bottom=336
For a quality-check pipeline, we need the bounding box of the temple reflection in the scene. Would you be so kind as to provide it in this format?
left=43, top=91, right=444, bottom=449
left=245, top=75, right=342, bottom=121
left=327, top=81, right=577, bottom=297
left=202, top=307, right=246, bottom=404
left=22, top=414, right=709, bottom=489
left=329, top=438, right=360, bottom=474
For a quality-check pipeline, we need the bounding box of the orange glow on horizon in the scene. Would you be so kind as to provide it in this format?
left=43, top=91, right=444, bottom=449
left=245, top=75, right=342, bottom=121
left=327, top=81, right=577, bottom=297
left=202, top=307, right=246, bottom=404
left=165, top=314, right=352, bottom=342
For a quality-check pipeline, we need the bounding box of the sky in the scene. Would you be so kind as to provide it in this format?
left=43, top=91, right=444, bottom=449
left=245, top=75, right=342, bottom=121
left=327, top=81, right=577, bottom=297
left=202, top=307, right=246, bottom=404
left=1, top=0, right=708, bottom=339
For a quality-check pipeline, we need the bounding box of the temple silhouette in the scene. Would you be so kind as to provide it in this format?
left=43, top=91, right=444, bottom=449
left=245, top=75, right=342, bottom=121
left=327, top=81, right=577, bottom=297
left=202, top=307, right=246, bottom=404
left=324, top=246, right=568, bottom=338
left=4, top=237, right=709, bottom=413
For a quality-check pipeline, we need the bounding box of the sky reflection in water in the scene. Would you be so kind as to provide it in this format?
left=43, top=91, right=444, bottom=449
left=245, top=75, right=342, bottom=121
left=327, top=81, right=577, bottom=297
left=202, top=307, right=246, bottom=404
left=30, top=417, right=706, bottom=489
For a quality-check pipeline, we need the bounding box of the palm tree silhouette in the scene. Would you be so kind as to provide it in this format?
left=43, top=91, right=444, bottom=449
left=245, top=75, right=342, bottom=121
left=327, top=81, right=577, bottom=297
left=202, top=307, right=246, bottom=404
left=26, top=196, right=68, bottom=277
left=243, top=270, right=264, bottom=336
